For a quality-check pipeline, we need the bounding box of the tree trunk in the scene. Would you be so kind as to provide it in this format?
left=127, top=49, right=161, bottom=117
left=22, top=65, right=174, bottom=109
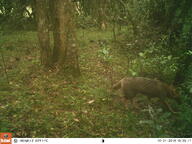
left=96, top=0, right=108, bottom=30
left=50, top=0, right=60, bottom=64
left=36, top=0, right=51, bottom=67
left=52, top=0, right=80, bottom=77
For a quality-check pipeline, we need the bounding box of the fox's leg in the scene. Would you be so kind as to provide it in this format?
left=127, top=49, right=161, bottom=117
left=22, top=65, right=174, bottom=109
left=124, top=90, right=136, bottom=108
left=159, top=97, right=177, bottom=113
left=163, top=100, right=177, bottom=113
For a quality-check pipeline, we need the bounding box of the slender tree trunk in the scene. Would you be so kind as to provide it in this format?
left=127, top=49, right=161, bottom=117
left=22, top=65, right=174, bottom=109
left=97, top=0, right=108, bottom=30
left=119, top=0, right=138, bottom=36
left=1, top=51, right=9, bottom=83
left=52, top=0, right=80, bottom=77
left=36, top=0, right=51, bottom=67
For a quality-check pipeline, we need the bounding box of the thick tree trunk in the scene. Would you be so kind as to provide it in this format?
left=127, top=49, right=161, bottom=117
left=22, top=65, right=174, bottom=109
left=51, top=0, right=60, bottom=64
left=36, top=0, right=51, bottom=67
left=52, top=0, right=80, bottom=77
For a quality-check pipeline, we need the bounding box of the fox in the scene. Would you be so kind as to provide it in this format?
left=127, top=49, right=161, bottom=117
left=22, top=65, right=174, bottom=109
left=112, top=77, right=180, bottom=113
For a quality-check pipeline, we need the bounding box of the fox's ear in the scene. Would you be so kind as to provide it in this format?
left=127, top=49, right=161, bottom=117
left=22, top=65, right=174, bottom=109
left=112, top=80, right=122, bottom=90
left=112, top=84, right=120, bottom=90
left=168, top=85, right=179, bottom=97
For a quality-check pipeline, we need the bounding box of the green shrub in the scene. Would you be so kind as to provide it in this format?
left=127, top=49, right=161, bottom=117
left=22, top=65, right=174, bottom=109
left=128, top=42, right=179, bottom=82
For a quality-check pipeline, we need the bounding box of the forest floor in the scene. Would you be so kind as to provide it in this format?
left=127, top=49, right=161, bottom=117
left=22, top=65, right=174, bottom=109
left=0, top=28, right=173, bottom=137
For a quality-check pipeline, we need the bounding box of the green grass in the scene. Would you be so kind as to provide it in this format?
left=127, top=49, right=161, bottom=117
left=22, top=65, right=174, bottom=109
left=0, top=28, right=174, bottom=137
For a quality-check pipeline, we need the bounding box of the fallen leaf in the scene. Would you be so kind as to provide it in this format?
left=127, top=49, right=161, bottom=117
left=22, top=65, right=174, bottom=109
left=87, top=100, right=95, bottom=104
left=83, top=110, right=88, bottom=114
left=74, top=118, right=80, bottom=122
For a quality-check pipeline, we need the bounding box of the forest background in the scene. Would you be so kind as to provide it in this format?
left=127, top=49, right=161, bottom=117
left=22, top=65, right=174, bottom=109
left=0, top=0, right=192, bottom=137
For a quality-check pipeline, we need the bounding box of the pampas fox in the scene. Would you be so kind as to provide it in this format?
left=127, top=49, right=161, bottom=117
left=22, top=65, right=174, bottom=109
left=113, top=77, right=179, bottom=113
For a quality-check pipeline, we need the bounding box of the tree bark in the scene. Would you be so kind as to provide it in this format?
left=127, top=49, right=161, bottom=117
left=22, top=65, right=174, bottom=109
left=52, top=0, right=80, bottom=77
left=36, top=0, right=51, bottom=67
left=50, top=0, right=60, bottom=64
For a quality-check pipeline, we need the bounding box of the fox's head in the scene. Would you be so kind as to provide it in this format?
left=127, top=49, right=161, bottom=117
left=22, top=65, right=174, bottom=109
left=168, top=85, right=180, bottom=103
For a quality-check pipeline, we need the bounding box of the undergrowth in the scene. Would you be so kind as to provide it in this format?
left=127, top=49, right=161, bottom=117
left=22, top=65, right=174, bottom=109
left=0, top=29, right=179, bottom=137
